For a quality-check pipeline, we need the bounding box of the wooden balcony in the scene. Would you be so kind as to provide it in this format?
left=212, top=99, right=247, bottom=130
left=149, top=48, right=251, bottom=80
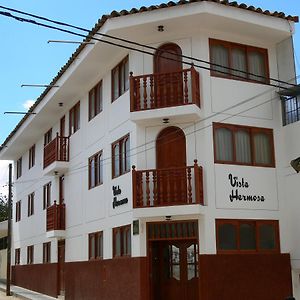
left=46, top=201, right=65, bottom=232
left=132, top=160, right=204, bottom=208
left=43, top=134, right=69, bottom=169
left=130, top=67, right=200, bottom=112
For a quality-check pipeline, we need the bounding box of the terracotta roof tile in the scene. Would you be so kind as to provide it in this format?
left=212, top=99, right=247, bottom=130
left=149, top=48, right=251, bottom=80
left=1, top=0, right=298, bottom=151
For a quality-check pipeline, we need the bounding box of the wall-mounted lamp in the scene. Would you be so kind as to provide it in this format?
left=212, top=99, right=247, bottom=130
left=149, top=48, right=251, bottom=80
left=290, top=157, right=300, bottom=173
left=165, top=216, right=171, bottom=221
left=59, top=102, right=63, bottom=107
left=157, top=25, right=164, bottom=32
left=163, top=118, right=169, bottom=124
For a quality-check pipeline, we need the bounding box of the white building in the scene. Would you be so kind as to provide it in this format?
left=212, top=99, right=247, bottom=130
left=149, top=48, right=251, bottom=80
left=0, top=1, right=299, bottom=299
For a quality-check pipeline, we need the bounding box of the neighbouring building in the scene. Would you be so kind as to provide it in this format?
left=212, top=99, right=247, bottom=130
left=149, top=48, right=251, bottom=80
left=0, top=1, right=299, bottom=299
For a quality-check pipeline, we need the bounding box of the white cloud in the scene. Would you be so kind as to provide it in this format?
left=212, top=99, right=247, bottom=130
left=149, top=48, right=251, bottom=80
left=23, top=100, right=35, bottom=110
left=0, top=160, right=11, bottom=198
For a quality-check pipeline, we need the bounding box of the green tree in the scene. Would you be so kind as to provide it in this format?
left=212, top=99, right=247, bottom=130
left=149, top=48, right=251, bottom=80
left=0, top=193, right=8, bottom=222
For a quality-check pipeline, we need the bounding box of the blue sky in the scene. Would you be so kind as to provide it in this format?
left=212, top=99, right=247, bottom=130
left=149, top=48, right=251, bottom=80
left=0, top=0, right=299, bottom=145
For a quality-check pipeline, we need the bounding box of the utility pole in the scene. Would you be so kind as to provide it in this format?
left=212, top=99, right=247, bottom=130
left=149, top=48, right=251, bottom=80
left=6, top=163, right=12, bottom=296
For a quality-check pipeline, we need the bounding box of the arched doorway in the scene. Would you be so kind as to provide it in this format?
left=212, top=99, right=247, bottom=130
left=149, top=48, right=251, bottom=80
left=154, top=43, right=183, bottom=107
left=154, top=43, right=182, bottom=74
left=156, top=126, right=187, bottom=204
left=156, top=126, right=186, bottom=169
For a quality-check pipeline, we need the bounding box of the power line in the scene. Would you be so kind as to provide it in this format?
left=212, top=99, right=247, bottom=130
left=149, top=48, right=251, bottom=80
left=13, top=79, right=290, bottom=186
left=0, top=8, right=295, bottom=89
left=0, top=5, right=297, bottom=87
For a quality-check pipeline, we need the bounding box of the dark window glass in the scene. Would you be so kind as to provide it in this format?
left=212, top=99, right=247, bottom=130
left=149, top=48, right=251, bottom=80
left=259, top=224, right=276, bottom=250
left=218, top=223, right=237, bottom=250
left=240, top=223, right=256, bottom=250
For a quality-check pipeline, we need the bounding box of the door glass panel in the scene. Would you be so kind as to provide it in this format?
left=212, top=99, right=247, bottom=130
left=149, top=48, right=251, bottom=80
left=169, top=245, right=180, bottom=280
left=187, top=244, right=198, bottom=280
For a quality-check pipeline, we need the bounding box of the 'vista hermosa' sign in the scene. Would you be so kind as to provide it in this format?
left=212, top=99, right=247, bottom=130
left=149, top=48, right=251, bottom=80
left=228, top=173, right=265, bottom=202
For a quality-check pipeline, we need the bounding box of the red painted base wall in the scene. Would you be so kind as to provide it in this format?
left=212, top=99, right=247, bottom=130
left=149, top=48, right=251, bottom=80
left=65, top=257, right=148, bottom=300
left=199, top=253, right=293, bottom=300
left=12, top=263, right=58, bottom=298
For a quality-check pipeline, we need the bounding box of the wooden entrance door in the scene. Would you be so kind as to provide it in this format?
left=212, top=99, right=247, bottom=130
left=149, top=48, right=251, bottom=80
left=58, top=240, right=65, bottom=295
left=154, top=43, right=183, bottom=107
left=151, top=240, right=199, bottom=300
left=156, top=127, right=187, bottom=204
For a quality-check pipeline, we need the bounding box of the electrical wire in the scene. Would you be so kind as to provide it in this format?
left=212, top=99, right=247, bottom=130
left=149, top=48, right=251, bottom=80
left=0, top=8, right=296, bottom=89
left=0, top=5, right=297, bottom=87
left=13, top=79, right=291, bottom=186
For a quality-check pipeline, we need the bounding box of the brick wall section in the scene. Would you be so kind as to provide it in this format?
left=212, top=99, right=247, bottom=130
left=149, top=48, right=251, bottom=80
left=65, top=257, right=148, bottom=300
left=199, top=253, right=293, bottom=300
left=12, top=263, right=58, bottom=298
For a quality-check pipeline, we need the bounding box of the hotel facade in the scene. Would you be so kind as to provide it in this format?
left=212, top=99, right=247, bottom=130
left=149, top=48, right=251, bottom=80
left=0, top=1, right=300, bottom=299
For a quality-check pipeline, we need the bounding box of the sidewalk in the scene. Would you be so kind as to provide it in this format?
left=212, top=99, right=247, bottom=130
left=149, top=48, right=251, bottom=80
left=0, top=282, right=56, bottom=300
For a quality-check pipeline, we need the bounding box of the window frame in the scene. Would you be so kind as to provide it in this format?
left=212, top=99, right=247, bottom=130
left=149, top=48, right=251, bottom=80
left=43, top=182, right=51, bottom=210
left=44, top=128, right=52, bottom=146
left=88, top=150, right=103, bottom=189
left=43, top=242, right=51, bottom=263
left=213, top=122, right=275, bottom=168
left=281, top=96, right=300, bottom=126
left=69, top=101, right=80, bottom=136
left=111, top=56, right=129, bottom=102
left=27, top=245, right=34, bottom=264
left=27, top=192, right=34, bottom=217
left=112, top=134, right=130, bottom=179
left=28, top=144, right=35, bottom=169
left=209, top=38, right=269, bottom=84
left=216, top=219, right=280, bottom=254
left=89, top=80, right=103, bottom=121
left=16, top=200, right=21, bottom=222
left=16, top=157, right=22, bottom=179
left=113, top=224, right=131, bottom=258
left=15, top=248, right=20, bottom=265
left=88, top=231, right=103, bottom=260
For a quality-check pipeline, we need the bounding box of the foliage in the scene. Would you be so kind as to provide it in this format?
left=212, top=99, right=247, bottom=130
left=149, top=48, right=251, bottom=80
left=0, top=193, right=8, bottom=222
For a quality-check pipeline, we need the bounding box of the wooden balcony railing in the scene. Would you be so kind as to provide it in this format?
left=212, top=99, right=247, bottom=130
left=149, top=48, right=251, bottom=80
left=132, top=160, right=204, bottom=208
left=43, top=134, right=69, bottom=169
left=130, top=67, right=200, bottom=112
left=46, top=201, right=65, bottom=231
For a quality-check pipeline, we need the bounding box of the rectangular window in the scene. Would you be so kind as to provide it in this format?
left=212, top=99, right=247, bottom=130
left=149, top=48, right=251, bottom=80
left=44, top=128, right=52, bottom=146
left=88, top=231, right=103, bottom=260
left=216, top=219, right=279, bottom=253
left=28, top=145, right=35, bottom=169
left=213, top=123, right=275, bottom=167
left=69, top=101, right=80, bottom=135
left=281, top=96, right=300, bottom=126
left=89, top=81, right=103, bottom=120
left=27, top=245, right=34, bottom=264
left=112, top=56, right=129, bottom=101
left=43, top=242, right=51, bottom=263
left=0, top=236, right=7, bottom=250
left=112, top=134, right=130, bottom=178
left=43, top=182, right=51, bottom=210
left=209, top=39, right=269, bottom=84
left=15, top=248, right=20, bottom=265
left=28, top=193, right=34, bottom=216
left=16, top=201, right=21, bottom=222
left=113, top=225, right=131, bottom=257
left=88, top=151, right=103, bottom=189
left=16, top=157, right=22, bottom=179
